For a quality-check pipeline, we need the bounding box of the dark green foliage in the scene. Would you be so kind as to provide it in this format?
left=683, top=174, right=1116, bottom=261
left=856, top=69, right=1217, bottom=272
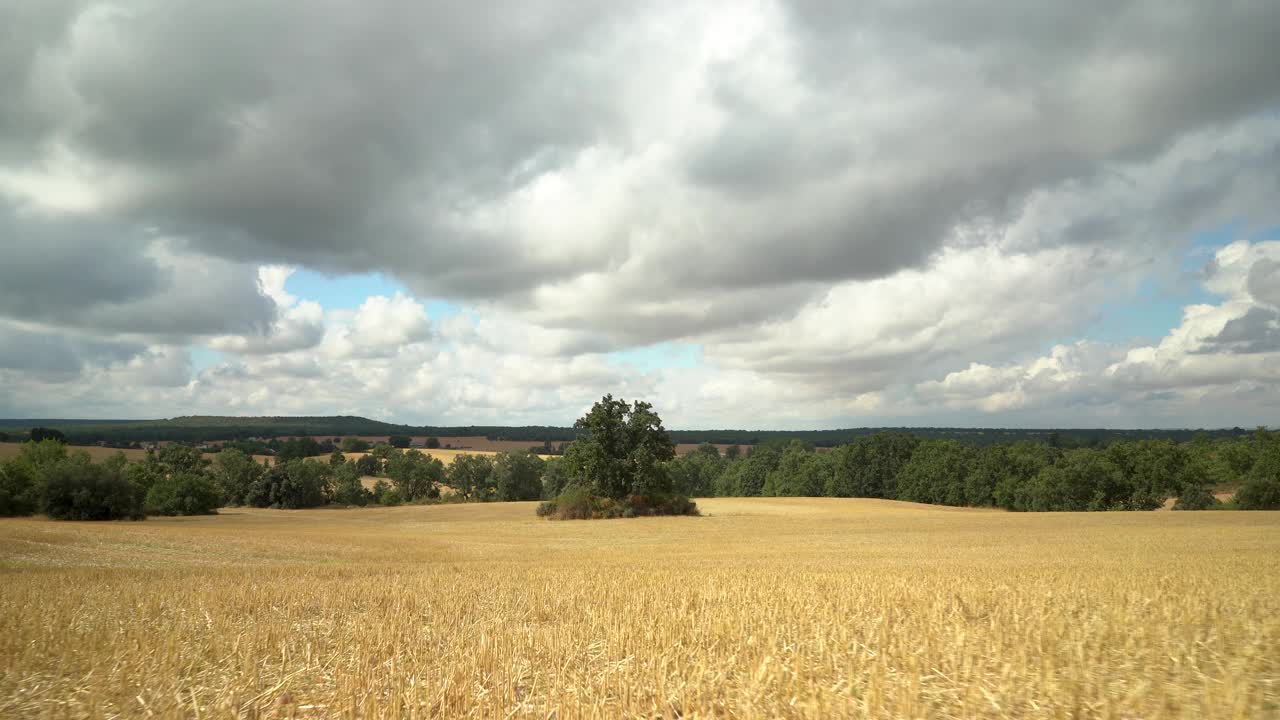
left=276, top=437, right=323, bottom=462
left=145, top=472, right=221, bottom=515
left=372, top=479, right=400, bottom=506
left=243, top=460, right=331, bottom=509
left=763, top=442, right=831, bottom=496
left=340, top=437, right=371, bottom=453
left=895, top=440, right=976, bottom=506
left=1234, top=476, right=1280, bottom=510
left=1236, top=440, right=1280, bottom=509
left=210, top=447, right=263, bottom=505
left=386, top=449, right=443, bottom=501
left=826, top=433, right=919, bottom=498
left=331, top=462, right=370, bottom=506
left=537, top=486, right=699, bottom=520
left=157, top=444, right=207, bottom=474
left=0, top=460, right=38, bottom=516
left=388, top=435, right=412, bottom=449
left=1017, top=449, right=1130, bottom=512
left=539, top=456, right=575, bottom=499
left=563, top=395, right=677, bottom=500
left=492, top=451, right=544, bottom=501
left=329, top=449, right=346, bottom=466
left=29, top=427, right=66, bottom=443
left=355, top=453, right=381, bottom=476
left=425, top=437, right=441, bottom=449
left=41, top=459, right=145, bottom=520
left=1172, top=483, right=1221, bottom=510
left=447, top=453, right=496, bottom=500
left=667, top=443, right=726, bottom=497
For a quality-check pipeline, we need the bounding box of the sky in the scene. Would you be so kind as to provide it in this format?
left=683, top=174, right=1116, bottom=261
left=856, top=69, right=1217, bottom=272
left=1, top=1, right=1279, bottom=429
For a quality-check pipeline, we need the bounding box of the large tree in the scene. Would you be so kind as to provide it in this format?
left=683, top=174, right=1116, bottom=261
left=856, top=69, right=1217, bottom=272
left=564, top=395, right=677, bottom=499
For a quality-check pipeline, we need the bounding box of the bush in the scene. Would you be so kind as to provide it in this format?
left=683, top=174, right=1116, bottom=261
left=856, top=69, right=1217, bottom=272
left=1172, top=483, right=1221, bottom=511
left=537, top=487, right=699, bottom=520
left=1234, top=476, right=1280, bottom=510
left=146, top=472, right=222, bottom=516
left=41, top=460, right=145, bottom=521
left=0, top=461, right=38, bottom=516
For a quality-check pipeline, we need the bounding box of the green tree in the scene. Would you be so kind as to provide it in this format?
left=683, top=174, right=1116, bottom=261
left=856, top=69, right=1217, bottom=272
left=1236, top=438, right=1280, bottom=510
left=0, top=459, right=38, bottom=516
left=493, top=451, right=545, bottom=501
left=210, top=448, right=263, bottom=506
left=448, top=453, right=495, bottom=500
left=764, top=441, right=831, bottom=496
left=563, top=395, right=676, bottom=499
left=146, top=472, right=222, bottom=515
left=388, top=435, right=412, bottom=449
left=329, top=449, right=347, bottom=466
left=895, top=440, right=975, bottom=506
left=29, top=427, right=66, bottom=443
left=331, top=462, right=370, bottom=506
left=425, top=437, right=441, bottom=449
left=386, top=450, right=443, bottom=501
left=826, top=433, right=919, bottom=498
left=340, top=437, right=371, bottom=453
left=41, top=459, right=145, bottom=520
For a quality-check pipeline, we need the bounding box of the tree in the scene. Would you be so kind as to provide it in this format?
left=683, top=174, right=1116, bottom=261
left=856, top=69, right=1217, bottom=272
left=563, top=395, right=676, bottom=500
left=386, top=450, right=443, bottom=501
left=331, top=462, right=370, bottom=506
left=210, top=448, right=263, bottom=505
left=448, top=453, right=495, bottom=500
left=493, top=451, right=546, bottom=501
left=356, top=453, right=382, bottom=477
left=0, top=459, right=38, bottom=516
left=895, top=440, right=975, bottom=506
left=29, top=427, right=66, bottom=444
left=277, top=437, right=323, bottom=462
left=1236, top=439, right=1280, bottom=510
left=540, top=456, right=576, bottom=499
left=146, top=472, right=222, bottom=515
left=388, top=435, right=412, bottom=449
left=329, top=449, right=347, bottom=466
left=668, top=444, right=726, bottom=497
left=41, top=459, right=145, bottom=520
left=157, top=444, right=207, bottom=475
left=341, top=437, right=371, bottom=453
left=763, top=441, right=830, bottom=496
left=244, top=460, right=331, bottom=509
left=826, top=433, right=919, bottom=498
left=425, top=437, right=441, bottom=449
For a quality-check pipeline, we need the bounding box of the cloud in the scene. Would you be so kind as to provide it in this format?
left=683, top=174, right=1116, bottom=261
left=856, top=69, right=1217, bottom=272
left=3, top=0, right=1280, bottom=426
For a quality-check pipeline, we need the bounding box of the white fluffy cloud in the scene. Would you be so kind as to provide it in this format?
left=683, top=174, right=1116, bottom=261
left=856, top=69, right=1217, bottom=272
left=3, top=0, right=1280, bottom=427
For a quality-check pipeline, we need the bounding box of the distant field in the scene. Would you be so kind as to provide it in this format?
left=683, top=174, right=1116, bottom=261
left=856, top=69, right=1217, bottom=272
left=0, top=442, right=512, bottom=467
left=0, top=499, right=1275, bottom=718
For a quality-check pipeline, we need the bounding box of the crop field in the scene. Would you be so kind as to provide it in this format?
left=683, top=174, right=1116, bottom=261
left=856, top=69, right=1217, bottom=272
left=0, top=442, right=504, bottom=468
left=0, top=499, right=1276, bottom=719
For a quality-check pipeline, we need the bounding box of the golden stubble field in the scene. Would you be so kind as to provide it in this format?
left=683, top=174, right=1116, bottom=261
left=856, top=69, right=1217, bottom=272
left=0, top=499, right=1276, bottom=719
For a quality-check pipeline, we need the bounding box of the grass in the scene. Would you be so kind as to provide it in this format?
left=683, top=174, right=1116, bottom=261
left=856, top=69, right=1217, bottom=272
left=0, top=498, right=1276, bottom=718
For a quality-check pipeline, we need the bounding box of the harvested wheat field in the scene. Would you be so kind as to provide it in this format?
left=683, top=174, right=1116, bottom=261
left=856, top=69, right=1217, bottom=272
left=0, top=499, right=1276, bottom=719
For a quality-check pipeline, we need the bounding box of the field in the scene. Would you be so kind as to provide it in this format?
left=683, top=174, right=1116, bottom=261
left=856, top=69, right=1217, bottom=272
left=0, top=500, right=1276, bottom=719
left=0, top=442, right=505, bottom=467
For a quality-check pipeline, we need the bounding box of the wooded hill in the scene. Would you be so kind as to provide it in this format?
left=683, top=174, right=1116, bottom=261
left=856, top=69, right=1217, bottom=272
left=0, top=416, right=1256, bottom=448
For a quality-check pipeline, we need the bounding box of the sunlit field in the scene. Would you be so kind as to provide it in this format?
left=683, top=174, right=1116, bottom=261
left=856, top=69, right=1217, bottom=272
left=1, top=499, right=1276, bottom=719
left=0, top=442, right=508, bottom=467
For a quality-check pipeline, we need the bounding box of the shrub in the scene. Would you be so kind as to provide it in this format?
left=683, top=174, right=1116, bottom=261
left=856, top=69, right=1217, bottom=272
left=537, top=487, right=698, bottom=520
left=1234, top=476, right=1280, bottom=510
left=146, top=472, right=222, bottom=516
left=1172, top=483, right=1221, bottom=511
left=41, top=460, right=145, bottom=521
left=0, top=461, right=38, bottom=516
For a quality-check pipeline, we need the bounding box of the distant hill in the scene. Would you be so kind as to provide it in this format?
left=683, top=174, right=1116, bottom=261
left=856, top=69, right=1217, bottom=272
left=0, top=415, right=1254, bottom=448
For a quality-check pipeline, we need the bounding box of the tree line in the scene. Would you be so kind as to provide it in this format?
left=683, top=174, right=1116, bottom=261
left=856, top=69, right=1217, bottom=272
left=659, top=430, right=1280, bottom=511
left=2, top=414, right=1277, bottom=521
left=0, top=415, right=1255, bottom=448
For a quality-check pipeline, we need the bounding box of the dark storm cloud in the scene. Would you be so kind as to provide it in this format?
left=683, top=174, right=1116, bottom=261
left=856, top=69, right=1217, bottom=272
left=0, top=200, right=276, bottom=337
left=3, top=0, right=1280, bottom=349
left=1198, top=307, right=1280, bottom=355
